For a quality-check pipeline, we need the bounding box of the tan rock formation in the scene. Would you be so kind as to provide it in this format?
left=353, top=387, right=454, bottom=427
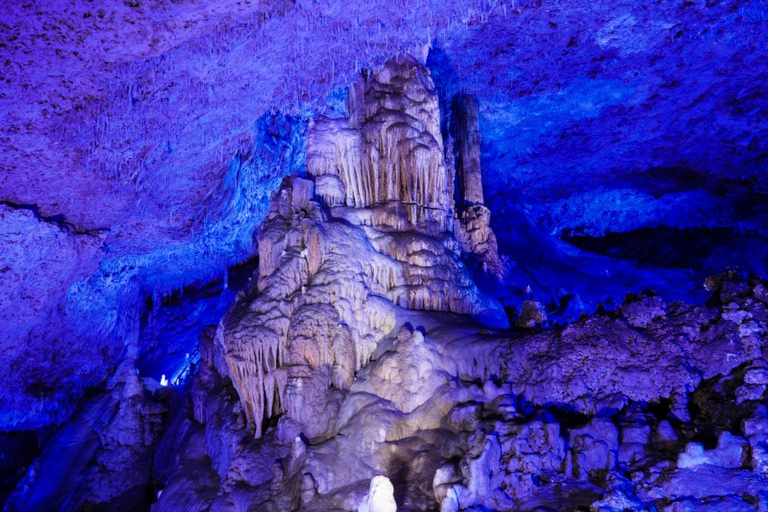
left=148, top=271, right=768, bottom=512
left=216, top=171, right=505, bottom=439
left=308, top=56, right=454, bottom=235
left=215, top=57, right=508, bottom=439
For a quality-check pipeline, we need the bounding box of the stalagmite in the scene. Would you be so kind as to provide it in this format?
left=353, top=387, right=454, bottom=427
left=450, top=93, right=504, bottom=279
left=216, top=57, right=507, bottom=440
left=450, top=94, right=485, bottom=208
left=358, top=475, right=397, bottom=512
left=308, top=56, right=454, bottom=235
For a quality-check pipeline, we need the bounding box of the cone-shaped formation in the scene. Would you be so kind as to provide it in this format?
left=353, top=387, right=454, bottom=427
left=308, top=56, right=453, bottom=235
left=216, top=57, right=508, bottom=438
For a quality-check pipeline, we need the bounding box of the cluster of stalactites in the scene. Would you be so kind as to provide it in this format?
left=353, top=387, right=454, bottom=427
left=217, top=325, right=287, bottom=434
left=217, top=178, right=404, bottom=437
left=306, top=56, right=503, bottom=278
left=216, top=58, right=509, bottom=439
left=307, top=56, right=454, bottom=235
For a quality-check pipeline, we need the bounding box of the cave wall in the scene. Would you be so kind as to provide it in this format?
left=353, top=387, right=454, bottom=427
left=1, top=0, right=767, bottom=448
left=428, top=0, right=768, bottom=238
left=0, top=0, right=506, bottom=430
left=1, top=1, right=768, bottom=507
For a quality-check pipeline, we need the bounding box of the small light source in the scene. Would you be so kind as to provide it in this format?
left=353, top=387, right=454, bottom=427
left=160, top=374, right=169, bottom=387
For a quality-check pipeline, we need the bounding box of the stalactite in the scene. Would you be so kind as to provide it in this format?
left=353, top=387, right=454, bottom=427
left=217, top=57, right=506, bottom=440
left=308, top=56, right=453, bottom=235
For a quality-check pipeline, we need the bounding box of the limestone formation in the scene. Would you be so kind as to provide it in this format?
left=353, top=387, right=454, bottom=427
left=450, top=94, right=484, bottom=209
left=187, top=59, right=768, bottom=511
left=357, top=476, right=397, bottom=512
left=191, top=225, right=768, bottom=510
left=215, top=57, right=507, bottom=440
left=13, top=259, right=768, bottom=511
left=307, top=57, right=452, bottom=235
left=9, top=51, right=768, bottom=512
left=515, top=299, right=548, bottom=328
left=3, top=0, right=768, bottom=510
left=5, top=362, right=166, bottom=511
left=449, top=93, right=504, bottom=278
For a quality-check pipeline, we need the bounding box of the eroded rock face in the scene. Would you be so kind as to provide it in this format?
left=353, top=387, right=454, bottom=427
left=0, top=205, right=110, bottom=429
left=154, top=59, right=768, bottom=512
left=149, top=58, right=768, bottom=512
left=5, top=363, right=166, bottom=511
left=15, top=165, right=768, bottom=511
left=0, top=0, right=507, bottom=435
left=5, top=0, right=767, bottom=444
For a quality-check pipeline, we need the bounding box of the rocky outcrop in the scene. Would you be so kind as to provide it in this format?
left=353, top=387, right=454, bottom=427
left=357, top=475, right=397, bottom=512
left=0, top=0, right=507, bottom=438
left=4, top=0, right=768, bottom=509
left=9, top=43, right=768, bottom=512
left=5, top=363, right=166, bottom=511
left=0, top=205, right=108, bottom=429
left=307, top=57, right=503, bottom=276
left=144, top=270, right=768, bottom=512
left=216, top=173, right=506, bottom=439
left=308, top=57, right=452, bottom=235
left=170, top=57, right=768, bottom=511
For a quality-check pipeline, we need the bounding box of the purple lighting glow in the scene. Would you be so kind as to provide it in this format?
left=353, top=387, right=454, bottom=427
left=1, top=0, right=768, bottom=510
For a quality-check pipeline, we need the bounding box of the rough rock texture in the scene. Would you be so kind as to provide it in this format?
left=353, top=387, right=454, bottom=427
left=133, top=270, right=768, bottom=512
left=0, top=205, right=112, bottom=428
left=10, top=112, right=768, bottom=510
left=428, top=0, right=768, bottom=239
left=4, top=2, right=768, bottom=509
left=3, top=0, right=768, bottom=436
left=357, top=476, right=397, bottom=512
left=307, top=56, right=502, bottom=276
left=308, top=57, right=452, bottom=234
left=132, top=61, right=768, bottom=511
left=5, top=363, right=166, bottom=511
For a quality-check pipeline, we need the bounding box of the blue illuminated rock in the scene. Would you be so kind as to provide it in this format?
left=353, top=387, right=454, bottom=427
left=2, top=0, right=768, bottom=510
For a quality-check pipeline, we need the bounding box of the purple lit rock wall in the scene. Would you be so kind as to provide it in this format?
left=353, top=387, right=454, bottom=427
left=1, top=0, right=768, bottom=510
left=1, top=0, right=506, bottom=431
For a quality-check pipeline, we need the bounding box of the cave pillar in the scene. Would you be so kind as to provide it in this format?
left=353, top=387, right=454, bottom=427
left=451, top=93, right=485, bottom=208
